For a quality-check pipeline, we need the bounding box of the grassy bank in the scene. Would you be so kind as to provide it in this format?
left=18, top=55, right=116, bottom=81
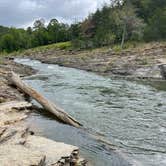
left=1, top=40, right=166, bottom=58
left=0, top=41, right=72, bottom=57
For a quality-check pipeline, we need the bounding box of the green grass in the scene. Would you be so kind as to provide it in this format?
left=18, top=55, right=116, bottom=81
left=0, top=41, right=72, bottom=57
left=112, top=41, right=142, bottom=52
left=1, top=40, right=165, bottom=57
left=0, top=41, right=140, bottom=57
left=23, top=41, right=72, bottom=55
left=112, top=45, right=122, bottom=52
left=34, top=41, right=72, bottom=51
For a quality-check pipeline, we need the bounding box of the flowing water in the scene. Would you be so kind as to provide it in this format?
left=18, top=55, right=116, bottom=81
left=15, top=58, right=166, bottom=166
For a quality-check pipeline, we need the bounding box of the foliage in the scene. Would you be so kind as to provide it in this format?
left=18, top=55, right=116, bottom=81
left=71, top=0, right=165, bottom=48
left=0, top=19, right=71, bottom=53
left=0, top=0, right=165, bottom=52
left=130, top=0, right=166, bottom=41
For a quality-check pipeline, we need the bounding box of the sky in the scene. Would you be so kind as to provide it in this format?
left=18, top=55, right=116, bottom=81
left=0, top=0, right=111, bottom=28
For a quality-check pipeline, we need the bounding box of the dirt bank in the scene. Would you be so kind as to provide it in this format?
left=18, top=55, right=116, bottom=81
left=0, top=58, right=87, bottom=166
left=19, top=42, right=166, bottom=80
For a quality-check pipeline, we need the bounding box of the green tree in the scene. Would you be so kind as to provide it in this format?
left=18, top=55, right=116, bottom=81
left=47, top=19, right=59, bottom=43
left=144, top=8, right=166, bottom=41
left=0, top=34, right=15, bottom=52
left=33, top=18, right=45, bottom=30
left=122, top=5, right=144, bottom=47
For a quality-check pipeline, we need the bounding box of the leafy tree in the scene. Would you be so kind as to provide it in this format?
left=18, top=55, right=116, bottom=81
left=47, top=19, right=59, bottom=43
left=33, top=18, right=45, bottom=30
left=144, top=8, right=166, bottom=41
left=0, top=26, right=9, bottom=37
left=119, top=1, right=145, bottom=48
left=0, top=34, right=15, bottom=52
left=130, top=0, right=166, bottom=41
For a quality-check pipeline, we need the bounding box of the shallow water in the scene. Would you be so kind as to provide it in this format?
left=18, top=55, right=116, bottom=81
left=15, top=58, right=166, bottom=166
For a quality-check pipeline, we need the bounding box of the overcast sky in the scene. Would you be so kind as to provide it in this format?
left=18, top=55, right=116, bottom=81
left=0, top=0, right=111, bottom=28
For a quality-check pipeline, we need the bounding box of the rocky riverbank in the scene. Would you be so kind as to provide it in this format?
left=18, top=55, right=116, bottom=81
left=19, top=42, right=166, bottom=80
left=0, top=58, right=87, bottom=166
left=0, top=41, right=166, bottom=165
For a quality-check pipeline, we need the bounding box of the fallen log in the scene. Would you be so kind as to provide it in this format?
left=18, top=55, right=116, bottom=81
left=11, top=72, right=82, bottom=128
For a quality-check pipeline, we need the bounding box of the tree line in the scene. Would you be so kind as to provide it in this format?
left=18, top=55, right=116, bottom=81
left=0, top=0, right=166, bottom=52
left=0, top=19, right=71, bottom=52
left=73, top=0, right=166, bottom=48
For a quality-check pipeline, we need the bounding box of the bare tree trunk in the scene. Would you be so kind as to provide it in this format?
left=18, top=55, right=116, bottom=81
left=121, top=23, right=126, bottom=49
left=11, top=72, right=82, bottom=128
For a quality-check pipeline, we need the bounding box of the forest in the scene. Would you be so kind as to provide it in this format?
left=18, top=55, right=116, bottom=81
left=0, top=0, right=166, bottom=52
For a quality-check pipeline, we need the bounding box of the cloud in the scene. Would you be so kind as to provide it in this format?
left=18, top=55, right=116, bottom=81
left=0, top=0, right=110, bottom=28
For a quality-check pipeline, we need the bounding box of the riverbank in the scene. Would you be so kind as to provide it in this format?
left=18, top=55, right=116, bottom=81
left=0, top=58, right=87, bottom=166
left=11, top=41, right=166, bottom=80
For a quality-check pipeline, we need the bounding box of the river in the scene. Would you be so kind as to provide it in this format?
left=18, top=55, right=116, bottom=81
left=15, top=58, right=166, bottom=166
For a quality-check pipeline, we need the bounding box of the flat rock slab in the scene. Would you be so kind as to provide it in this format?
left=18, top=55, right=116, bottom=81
left=26, top=135, right=78, bottom=165
left=0, top=144, right=46, bottom=166
left=0, top=101, right=32, bottom=112
left=0, top=128, right=83, bottom=166
left=0, top=112, right=28, bottom=126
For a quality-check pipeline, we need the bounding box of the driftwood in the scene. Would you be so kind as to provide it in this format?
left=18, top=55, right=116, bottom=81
left=0, top=101, right=32, bottom=111
left=11, top=72, right=82, bottom=128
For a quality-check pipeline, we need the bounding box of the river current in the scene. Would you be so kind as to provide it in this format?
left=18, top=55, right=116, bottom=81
left=15, top=58, right=166, bottom=166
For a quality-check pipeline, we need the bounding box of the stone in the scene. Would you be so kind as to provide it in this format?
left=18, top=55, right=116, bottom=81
left=0, top=144, right=46, bottom=166
left=159, top=64, right=166, bottom=79
left=25, top=135, right=79, bottom=165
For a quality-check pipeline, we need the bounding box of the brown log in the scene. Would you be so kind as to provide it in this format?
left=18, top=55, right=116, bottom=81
left=11, top=72, right=82, bottom=128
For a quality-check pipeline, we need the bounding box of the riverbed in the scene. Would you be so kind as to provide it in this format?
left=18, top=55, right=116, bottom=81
left=15, top=58, right=166, bottom=166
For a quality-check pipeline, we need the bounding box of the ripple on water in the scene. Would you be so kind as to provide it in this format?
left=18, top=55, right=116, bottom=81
left=15, top=58, right=166, bottom=166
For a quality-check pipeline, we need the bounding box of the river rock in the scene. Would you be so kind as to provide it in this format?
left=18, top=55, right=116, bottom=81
left=159, top=64, right=166, bottom=79
left=25, top=135, right=79, bottom=165
left=134, top=65, right=162, bottom=79
left=0, top=144, right=46, bottom=166
left=0, top=111, right=28, bottom=126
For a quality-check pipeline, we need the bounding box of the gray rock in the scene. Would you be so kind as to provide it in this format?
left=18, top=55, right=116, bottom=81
left=159, top=64, right=166, bottom=79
